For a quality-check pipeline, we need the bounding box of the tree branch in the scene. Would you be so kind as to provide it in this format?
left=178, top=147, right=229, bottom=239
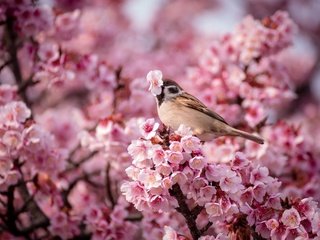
left=169, top=184, right=208, bottom=240
left=4, top=15, right=30, bottom=107
left=200, top=221, right=213, bottom=235
left=105, top=162, right=116, bottom=208
left=0, top=59, right=13, bottom=72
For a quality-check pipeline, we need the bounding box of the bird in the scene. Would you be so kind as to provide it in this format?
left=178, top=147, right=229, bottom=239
left=155, top=79, right=264, bottom=144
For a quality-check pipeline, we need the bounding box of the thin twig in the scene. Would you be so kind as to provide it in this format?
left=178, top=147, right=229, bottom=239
left=125, top=213, right=143, bottom=222
left=112, top=66, right=125, bottom=114
left=63, top=150, right=99, bottom=174
left=105, top=162, right=116, bottom=208
left=0, top=59, right=13, bottom=72
left=17, top=181, right=50, bottom=232
left=14, top=191, right=37, bottom=217
left=18, top=78, right=39, bottom=95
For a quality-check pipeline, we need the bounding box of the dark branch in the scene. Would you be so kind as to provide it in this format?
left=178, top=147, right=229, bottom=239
left=200, top=221, right=213, bottom=235
left=112, top=66, right=125, bottom=114
left=63, top=150, right=99, bottom=174
left=169, top=184, right=203, bottom=240
left=0, top=59, right=13, bottom=72
left=4, top=15, right=30, bottom=107
left=191, top=205, right=204, bottom=218
left=6, top=185, right=18, bottom=233
left=18, top=78, right=39, bottom=95
left=105, top=162, right=116, bottom=208
left=17, top=181, right=50, bottom=232
left=125, top=213, right=143, bottom=222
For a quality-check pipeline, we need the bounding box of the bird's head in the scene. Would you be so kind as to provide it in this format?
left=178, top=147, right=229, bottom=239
left=156, top=79, right=184, bottom=105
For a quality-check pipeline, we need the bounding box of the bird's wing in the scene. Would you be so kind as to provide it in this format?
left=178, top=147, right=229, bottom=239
left=176, top=92, right=228, bottom=124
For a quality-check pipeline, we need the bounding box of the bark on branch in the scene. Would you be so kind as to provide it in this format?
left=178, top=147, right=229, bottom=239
left=169, top=183, right=212, bottom=240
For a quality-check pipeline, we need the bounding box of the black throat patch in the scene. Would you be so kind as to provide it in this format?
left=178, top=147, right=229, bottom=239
left=156, top=86, right=165, bottom=106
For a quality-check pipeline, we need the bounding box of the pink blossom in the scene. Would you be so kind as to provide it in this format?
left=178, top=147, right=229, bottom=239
left=202, top=143, right=236, bottom=163
left=205, top=202, right=223, bottom=217
left=125, top=166, right=140, bottom=181
left=161, top=177, right=173, bottom=190
left=38, top=42, right=60, bottom=63
left=250, top=166, right=272, bottom=185
left=240, top=187, right=254, bottom=205
left=231, top=152, right=250, bottom=169
left=199, top=49, right=221, bottom=75
left=0, top=85, right=18, bottom=105
left=55, top=9, right=81, bottom=40
left=2, top=130, right=22, bottom=153
left=205, top=164, right=229, bottom=182
left=181, top=135, right=200, bottom=153
left=270, top=224, right=289, bottom=240
left=127, top=140, right=153, bottom=168
left=15, top=5, right=54, bottom=36
left=85, top=205, right=103, bottom=223
left=200, top=234, right=228, bottom=240
left=156, top=163, right=172, bottom=176
left=151, top=147, right=166, bottom=165
left=149, top=195, right=169, bottom=212
left=197, top=186, right=216, bottom=205
left=219, top=170, right=244, bottom=194
left=243, top=100, right=267, bottom=128
left=297, top=198, right=318, bottom=220
left=138, top=169, right=162, bottom=189
left=175, top=124, right=193, bottom=137
left=0, top=160, right=14, bottom=185
left=266, top=218, right=279, bottom=231
left=189, top=156, right=206, bottom=170
left=0, top=101, right=31, bottom=127
left=170, top=171, right=187, bottom=185
left=48, top=211, right=80, bottom=239
left=281, top=208, right=301, bottom=229
left=311, top=212, right=320, bottom=234
left=146, top=70, right=163, bottom=95
left=140, top=118, right=159, bottom=139
left=110, top=204, right=128, bottom=224
left=167, top=151, right=184, bottom=165
left=252, top=183, right=267, bottom=203
left=163, top=226, right=178, bottom=240
left=169, top=141, right=183, bottom=152
left=121, top=181, right=147, bottom=203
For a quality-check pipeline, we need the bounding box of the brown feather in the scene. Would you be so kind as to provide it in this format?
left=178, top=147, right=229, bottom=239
left=175, top=92, right=228, bottom=124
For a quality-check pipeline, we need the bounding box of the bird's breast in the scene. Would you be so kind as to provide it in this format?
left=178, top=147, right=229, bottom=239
left=157, top=101, right=218, bottom=138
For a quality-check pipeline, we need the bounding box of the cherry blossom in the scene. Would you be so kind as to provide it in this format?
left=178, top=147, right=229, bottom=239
left=146, top=70, right=164, bottom=96
left=281, top=208, right=301, bottom=229
left=140, top=118, right=160, bottom=139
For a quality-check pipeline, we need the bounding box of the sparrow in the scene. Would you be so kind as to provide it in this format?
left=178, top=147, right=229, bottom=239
left=155, top=79, right=264, bottom=144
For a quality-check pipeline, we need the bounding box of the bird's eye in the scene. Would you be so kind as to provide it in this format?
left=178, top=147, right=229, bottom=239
left=168, top=86, right=179, bottom=94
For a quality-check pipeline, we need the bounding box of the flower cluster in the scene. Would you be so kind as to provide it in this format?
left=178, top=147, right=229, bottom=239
left=185, top=11, right=296, bottom=128
left=122, top=119, right=320, bottom=239
left=0, top=101, right=67, bottom=182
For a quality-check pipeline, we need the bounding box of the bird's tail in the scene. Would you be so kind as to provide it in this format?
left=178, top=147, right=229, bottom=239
left=229, top=128, right=264, bottom=144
